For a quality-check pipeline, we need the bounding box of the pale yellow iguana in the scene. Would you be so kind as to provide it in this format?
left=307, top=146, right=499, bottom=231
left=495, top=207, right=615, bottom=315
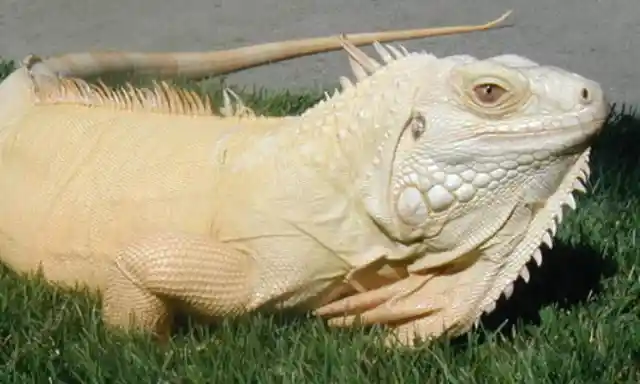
left=0, top=10, right=608, bottom=347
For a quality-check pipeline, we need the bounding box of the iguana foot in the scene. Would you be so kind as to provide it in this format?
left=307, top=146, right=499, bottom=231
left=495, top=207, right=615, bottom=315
left=315, top=201, right=541, bottom=347
left=102, top=232, right=256, bottom=339
left=314, top=261, right=499, bottom=347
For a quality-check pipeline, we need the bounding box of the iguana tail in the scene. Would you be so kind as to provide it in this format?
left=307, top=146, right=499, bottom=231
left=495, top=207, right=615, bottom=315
left=29, top=10, right=512, bottom=80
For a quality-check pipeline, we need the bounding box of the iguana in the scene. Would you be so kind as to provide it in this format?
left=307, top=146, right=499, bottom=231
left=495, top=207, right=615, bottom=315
left=0, top=12, right=608, bottom=347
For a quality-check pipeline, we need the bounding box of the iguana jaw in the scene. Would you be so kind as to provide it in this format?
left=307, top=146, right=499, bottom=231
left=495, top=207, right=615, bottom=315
left=382, top=147, right=596, bottom=347
left=464, top=109, right=607, bottom=157
left=469, top=146, right=593, bottom=328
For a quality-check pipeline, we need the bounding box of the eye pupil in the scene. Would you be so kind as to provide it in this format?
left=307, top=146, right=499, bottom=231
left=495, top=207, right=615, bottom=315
left=473, top=83, right=507, bottom=104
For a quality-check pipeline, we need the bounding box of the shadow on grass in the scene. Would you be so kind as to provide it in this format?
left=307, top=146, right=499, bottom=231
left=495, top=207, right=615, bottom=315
left=477, top=240, right=617, bottom=338
left=589, top=104, right=640, bottom=194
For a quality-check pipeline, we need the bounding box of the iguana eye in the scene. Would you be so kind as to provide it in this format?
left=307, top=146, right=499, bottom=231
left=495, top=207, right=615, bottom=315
left=472, top=83, right=507, bottom=104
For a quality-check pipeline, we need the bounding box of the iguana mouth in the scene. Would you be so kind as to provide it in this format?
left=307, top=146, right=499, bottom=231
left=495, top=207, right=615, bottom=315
left=476, top=115, right=606, bottom=160
left=541, top=117, right=606, bottom=157
left=485, top=116, right=606, bottom=138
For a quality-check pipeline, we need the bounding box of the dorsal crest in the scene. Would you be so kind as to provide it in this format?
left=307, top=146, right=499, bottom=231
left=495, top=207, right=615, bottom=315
left=32, top=76, right=217, bottom=116
left=333, top=37, right=437, bottom=94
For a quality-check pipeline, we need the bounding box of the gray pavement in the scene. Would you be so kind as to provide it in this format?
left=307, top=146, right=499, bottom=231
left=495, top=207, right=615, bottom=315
left=1, top=0, right=638, bottom=106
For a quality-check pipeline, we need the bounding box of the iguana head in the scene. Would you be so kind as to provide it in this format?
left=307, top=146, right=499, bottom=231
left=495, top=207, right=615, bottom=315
left=367, top=52, right=607, bottom=239
left=316, top=40, right=608, bottom=345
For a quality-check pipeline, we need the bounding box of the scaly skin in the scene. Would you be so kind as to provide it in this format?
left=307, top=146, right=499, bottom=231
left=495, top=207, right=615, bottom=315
left=0, top=23, right=607, bottom=347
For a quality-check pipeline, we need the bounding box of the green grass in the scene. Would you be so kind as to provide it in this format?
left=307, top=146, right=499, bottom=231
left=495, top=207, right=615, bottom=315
left=0, top=59, right=638, bottom=383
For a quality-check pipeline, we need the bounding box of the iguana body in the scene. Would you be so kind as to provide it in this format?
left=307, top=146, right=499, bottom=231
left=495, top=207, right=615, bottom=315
left=0, top=64, right=407, bottom=335
left=0, top=11, right=608, bottom=346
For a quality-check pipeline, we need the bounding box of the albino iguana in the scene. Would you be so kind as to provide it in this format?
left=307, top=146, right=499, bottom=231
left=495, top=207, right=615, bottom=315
left=0, top=11, right=607, bottom=347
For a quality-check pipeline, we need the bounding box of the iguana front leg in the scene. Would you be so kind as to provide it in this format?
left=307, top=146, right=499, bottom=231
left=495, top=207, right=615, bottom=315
left=102, top=232, right=257, bottom=339
left=316, top=202, right=534, bottom=347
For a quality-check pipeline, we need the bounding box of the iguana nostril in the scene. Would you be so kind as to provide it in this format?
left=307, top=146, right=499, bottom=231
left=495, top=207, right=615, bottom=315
left=580, top=87, right=591, bottom=104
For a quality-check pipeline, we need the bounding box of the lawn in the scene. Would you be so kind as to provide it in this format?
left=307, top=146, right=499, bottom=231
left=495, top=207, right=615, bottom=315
left=0, top=59, right=638, bottom=383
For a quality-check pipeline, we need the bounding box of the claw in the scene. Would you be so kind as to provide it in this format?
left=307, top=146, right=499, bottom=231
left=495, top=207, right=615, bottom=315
left=318, top=274, right=444, bottom=328
left=314, top=276, right=411, bottom=318
left=384, top=315, right=449, bottom=347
